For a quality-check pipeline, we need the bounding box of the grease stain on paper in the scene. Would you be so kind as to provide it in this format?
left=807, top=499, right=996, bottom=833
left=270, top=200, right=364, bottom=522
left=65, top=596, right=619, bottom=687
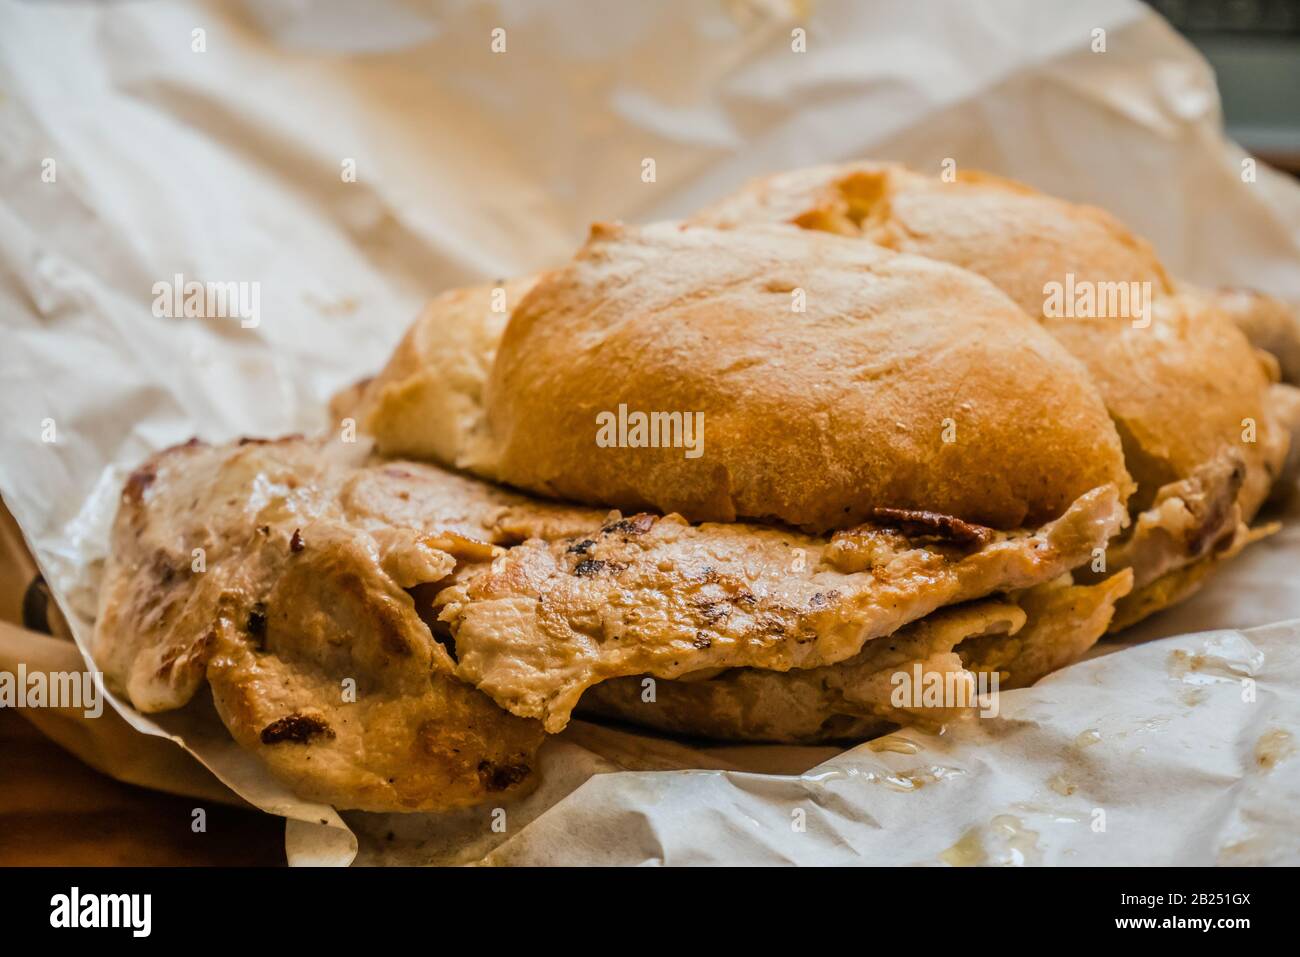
left=939, top=815, right=1042, bottom=867
left=1166, top=635, right=1264, bottom=683
left=1047, top=773, right=1077, bottom=796
left=868, top=736, right=920, bottom=755
left=1074, top=728, right=1102, bottom=749
left=1254, top=728, right=1294, bottom=771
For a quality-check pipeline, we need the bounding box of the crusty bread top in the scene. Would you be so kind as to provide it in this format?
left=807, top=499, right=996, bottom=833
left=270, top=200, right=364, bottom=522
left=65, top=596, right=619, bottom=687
left=695, top=162, right=1285, bottom=518
left=354, top=276, right=538, bottom=466
left=695, top=162, right=1176, bottom=316
left=477, top=221, right=1129, bottom=530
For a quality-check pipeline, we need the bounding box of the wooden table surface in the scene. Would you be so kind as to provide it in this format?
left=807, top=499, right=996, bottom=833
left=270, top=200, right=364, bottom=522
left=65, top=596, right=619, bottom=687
left=0, top=706, right=284, bottom=866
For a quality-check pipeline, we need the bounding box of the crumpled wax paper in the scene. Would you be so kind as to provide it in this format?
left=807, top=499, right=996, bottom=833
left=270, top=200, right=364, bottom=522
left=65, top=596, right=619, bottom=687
left=1, top=0, right=1297, bottom=866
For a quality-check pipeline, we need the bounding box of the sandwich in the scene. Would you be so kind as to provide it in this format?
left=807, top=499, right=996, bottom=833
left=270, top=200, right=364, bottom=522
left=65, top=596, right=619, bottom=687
left=92, top=167, right=1292, bottom=812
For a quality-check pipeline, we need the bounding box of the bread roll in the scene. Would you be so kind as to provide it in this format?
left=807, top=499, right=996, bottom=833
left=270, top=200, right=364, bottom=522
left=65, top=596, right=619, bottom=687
left=1185, top=287, right=1300, bottom=386
left=352, top=276, right=538, bottom=468
left=695, top=162, right=1283, bottom=510
left=694, top=162, right=1291, bottom=623
left=475, top=221, right=1130, bottom=531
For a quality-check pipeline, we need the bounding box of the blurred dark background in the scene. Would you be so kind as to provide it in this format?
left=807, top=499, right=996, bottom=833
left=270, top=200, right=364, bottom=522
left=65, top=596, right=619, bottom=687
left=1146, top=0, right=1300, bottom=171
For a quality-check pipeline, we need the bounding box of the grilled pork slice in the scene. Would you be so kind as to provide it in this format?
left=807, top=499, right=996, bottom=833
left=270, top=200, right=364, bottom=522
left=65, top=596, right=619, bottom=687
left=579, top=572, right=1132, bottom=743
left=93, top=436, right=601, bottom=812
left=94, top=436, right=1125, bottom=810
left=438, top=484, right=1125, bottom=732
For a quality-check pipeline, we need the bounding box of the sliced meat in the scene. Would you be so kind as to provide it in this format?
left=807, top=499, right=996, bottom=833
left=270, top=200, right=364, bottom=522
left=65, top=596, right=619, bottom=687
left=94, top=435, right=1123, bottom=808
left=1103, top=449, right=1248, bottom=593
left=438, top=485, right=1125, bottom=732
left=580, top=571, right=1131, bottom=743
left=93, top=436, right=603, bottom=812
left=205, top=525, right=543, bottom=812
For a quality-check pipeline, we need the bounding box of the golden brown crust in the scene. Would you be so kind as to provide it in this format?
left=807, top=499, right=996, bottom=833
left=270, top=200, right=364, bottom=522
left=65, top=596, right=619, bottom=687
left=1057, top=294, right=1281, bottom=521
left=694, top=164, right=1280, bottom=511
left=346, top=277, right=539, bottom=466
left=480, top=222, right=1130, bottom=531
left=694, top=162, right=1176, bottom=314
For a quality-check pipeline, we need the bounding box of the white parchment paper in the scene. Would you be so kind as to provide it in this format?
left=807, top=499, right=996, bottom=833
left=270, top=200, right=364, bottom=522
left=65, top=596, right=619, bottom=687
left=1, top=0, right=1298, bottom=866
